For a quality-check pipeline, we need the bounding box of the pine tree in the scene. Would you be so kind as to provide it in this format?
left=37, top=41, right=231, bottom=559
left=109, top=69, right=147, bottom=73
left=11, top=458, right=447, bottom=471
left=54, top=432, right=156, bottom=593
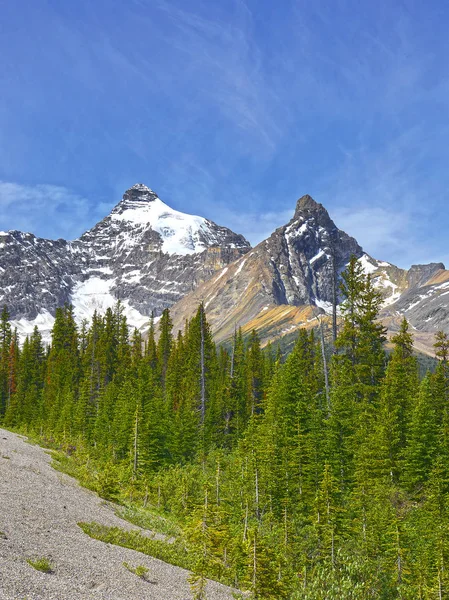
left=262, top=329, right=325, bottom=515
left=77, top=311, right=103, bottom=438
left=432, top=331, right=449, bottom=424
left=335, top=258, right=386, bottom=399
left=157, top=308, right=173, bottom=387
left=229, top=327, right=247, bottom=440
left=144, top=312, right=158, bottom=371
left=376, top=318, right=419, bottom=484
left=335, top=255, right=366, bottom=365
left=245, top=330, right=264, bottom=418
left=43, top=304, right=79, bottom=433
left=180, top=304, right=217, bottom=457
left=327, top=258, right=387, bottom=491
left=0, top=305, right=12, bottom=418
left=403, top=375, right=438, bottom=492
left=312, top=463, right=344, bottom=575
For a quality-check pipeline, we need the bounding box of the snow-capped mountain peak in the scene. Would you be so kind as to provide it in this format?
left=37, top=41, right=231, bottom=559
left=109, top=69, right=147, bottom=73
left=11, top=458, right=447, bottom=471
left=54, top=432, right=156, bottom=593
left=109, top=185, right=211, bottom=255
left=1, top=184, right=250, bottom=340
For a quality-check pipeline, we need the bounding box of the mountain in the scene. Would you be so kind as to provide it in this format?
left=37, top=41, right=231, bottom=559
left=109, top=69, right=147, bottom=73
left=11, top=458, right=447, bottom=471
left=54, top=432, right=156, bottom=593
left=168, top=196, right=448, bottom=354
left=380, top=263, right=449, bottom=354
left=0, top=184, right=250, bottom=339
left=1, top=186, right=447, bottom=355
left=168, top=195, right=374, bottom=341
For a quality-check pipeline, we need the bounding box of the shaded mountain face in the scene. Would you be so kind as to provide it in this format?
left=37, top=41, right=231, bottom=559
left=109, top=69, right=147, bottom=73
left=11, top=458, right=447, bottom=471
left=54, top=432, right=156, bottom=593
left=170, top=195, right=372, bottom=341
left=0, top=184, right=250, bottom=338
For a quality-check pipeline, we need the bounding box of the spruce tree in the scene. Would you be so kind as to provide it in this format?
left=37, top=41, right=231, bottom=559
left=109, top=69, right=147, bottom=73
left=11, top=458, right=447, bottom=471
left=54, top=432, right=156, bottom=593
left=0, top=305, right=12, bottom=418
left=376, top=318, right=419, bottom=484
left=157, top=308, right=173, bottom=387
left=43, top=304, right=79, bottom=433
left=403, top=374, right=438, bottom=492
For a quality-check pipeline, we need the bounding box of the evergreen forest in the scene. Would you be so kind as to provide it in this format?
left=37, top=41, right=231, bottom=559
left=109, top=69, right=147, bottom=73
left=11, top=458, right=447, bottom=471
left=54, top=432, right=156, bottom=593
left=2, top=256, right=449, bottom=599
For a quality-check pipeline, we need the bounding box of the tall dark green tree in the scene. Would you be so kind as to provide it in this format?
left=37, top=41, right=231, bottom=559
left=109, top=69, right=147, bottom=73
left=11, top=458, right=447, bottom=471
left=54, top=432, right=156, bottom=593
left=376, top=318, right=419, bottom=484
left=43, top=304, right=79, bottom=433
left=0, top=305, right=12, bottom=418
left=157, top=308, right=173, bottom=388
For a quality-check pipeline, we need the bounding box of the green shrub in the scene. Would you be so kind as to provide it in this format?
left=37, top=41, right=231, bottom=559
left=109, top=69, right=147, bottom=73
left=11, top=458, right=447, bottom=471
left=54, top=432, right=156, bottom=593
left=78, top=521, right=192, bottom=571
left=116, top=504, right=180, bottom=538
left=26, top=556, right=52, bottom=573
left=123, top=561, right=149, bottom=579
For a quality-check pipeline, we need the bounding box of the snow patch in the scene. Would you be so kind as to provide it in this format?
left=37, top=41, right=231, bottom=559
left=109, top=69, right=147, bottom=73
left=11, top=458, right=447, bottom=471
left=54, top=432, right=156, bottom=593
left=111, top=197, right=211, bottom=255
left=86, top=266, right=113, bottom=275
left=382, top=291, right=402, bottom=307
left=214, top=267, right=229, bottom=283
left=235, top=258, right=247, bottom=276
left=315, top=299, right=333, bottom=313
left=285, top=219, right=309, bottom=241
left=405, top=291, right=433, bottom=312
left=12, top=310, right=55, bottom=344
left=358, top=254, right=378, bottom=274
left=122, top=270, right=143, bottom=283
left=70, top=277, right=149, bottom=331
left=310, top=249, right=326, bottom=265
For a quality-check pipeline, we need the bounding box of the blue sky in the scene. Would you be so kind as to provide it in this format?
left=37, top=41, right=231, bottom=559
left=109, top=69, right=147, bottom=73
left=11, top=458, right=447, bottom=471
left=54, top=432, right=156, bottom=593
left=1, top=0, right=448, bottom=268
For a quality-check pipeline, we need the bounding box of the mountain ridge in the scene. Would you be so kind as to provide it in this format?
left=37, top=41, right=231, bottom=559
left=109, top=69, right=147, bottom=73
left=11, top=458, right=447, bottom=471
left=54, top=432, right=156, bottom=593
left=1, top=185, right=448, bottom=355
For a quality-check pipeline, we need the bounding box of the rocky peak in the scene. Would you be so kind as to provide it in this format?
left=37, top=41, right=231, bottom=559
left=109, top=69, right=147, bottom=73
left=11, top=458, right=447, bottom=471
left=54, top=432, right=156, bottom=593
left=294, top=194, right=327, bottom=217
left=291, top=194, right=337, bottom=237
left=130, top=183, right=154, bottom=192
left=406, top=263, right=446, bottom=288
left=113, top=183, right=159, bottom=213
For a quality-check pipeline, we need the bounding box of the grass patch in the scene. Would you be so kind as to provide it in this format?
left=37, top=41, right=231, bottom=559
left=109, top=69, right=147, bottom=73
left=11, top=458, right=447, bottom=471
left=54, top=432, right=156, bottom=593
left=116, top=504, right=180, bottom=538
left=78, top=521, right=193, bottom=571
left=50, top=450, right=85, bottom=480
left=50, top=446, right=184, bottom=539
left=26, top=556, right=53, bottom=573
left=123, top=561, right=150, bottom=579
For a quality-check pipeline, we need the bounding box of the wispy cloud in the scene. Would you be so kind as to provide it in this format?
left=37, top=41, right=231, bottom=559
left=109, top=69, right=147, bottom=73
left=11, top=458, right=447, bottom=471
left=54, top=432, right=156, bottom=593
left=212, top=206, right=294, bottom=246
left=332, top=205, right=413, bottom=260
left=319, top=123, right=449, bottom=268
left=0, top=182, right=102, bottom=240
left=150, top=0, right=286, bottom=154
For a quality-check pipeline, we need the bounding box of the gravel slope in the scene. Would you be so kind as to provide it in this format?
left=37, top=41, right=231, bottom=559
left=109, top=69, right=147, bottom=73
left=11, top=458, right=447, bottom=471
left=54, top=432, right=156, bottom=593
left=0, top=429, right=234, bottom=600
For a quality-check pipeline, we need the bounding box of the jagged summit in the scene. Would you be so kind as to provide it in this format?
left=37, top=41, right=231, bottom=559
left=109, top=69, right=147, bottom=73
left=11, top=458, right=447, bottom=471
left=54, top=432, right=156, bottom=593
left=294, top=194, right=328, bottom=218
left=129, top=183, right=154, bottom=192
left=105, top=186, right=249, bottom=256
left=115, top=184, right=159, bottom=212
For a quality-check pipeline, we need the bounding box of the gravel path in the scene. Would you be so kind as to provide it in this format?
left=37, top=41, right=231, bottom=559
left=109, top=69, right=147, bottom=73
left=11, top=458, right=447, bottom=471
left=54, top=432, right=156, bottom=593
left=0, top=429, right=235, bottom=600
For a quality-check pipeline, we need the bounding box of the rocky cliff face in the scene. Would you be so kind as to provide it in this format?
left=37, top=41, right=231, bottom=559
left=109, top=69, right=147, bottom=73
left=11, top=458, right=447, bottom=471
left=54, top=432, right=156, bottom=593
left=0, top=184, right=250, bottom=338
left=168, top=196, right=448, bottom=354
left=169, top=195, right=372, bottom=341
left=380, top=264, right=449, bottom=353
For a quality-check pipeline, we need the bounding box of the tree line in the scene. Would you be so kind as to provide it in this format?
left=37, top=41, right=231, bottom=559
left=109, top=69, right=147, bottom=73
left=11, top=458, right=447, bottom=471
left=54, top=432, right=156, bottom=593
left=1, top=256, right=449, bottom=599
